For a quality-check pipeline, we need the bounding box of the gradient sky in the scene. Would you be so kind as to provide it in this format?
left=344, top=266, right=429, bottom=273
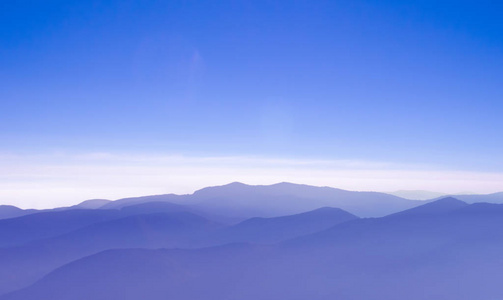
left=1, top=1, right=502, bottom=207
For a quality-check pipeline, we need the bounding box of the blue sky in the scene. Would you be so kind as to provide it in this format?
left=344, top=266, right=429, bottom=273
left=1, top=1, right=502, bottom=206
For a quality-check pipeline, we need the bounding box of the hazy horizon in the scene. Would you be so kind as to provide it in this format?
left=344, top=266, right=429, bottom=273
left=2, top=152, right=503, bottom=208
left=1, top=179, right=501, bottom=210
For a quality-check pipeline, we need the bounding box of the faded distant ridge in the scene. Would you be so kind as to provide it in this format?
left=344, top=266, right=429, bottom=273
left=70, top=199, right=111, bottom=209
left=0, top=206, right=35, bottom=220
left=388, top=197, right=468, bottom=217
left=389, top=190, right=447, bottom=200
left=442, top=192, right=503, bottom=204
left=101, top=182, right=423, bottom=218
left=0, top=200, right=111, bottom=221
left=2, top=184, right=503, bottom=222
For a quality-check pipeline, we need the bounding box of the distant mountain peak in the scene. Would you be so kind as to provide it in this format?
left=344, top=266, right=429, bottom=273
left=388, top=190, right=447, bottom=200
left=305, top=206, right=351, bottom=215
left=271, top=206, right=358, bottom=220
left=389, top=197, right=468, bottom=217
left=224, top=181, right=248, bottom=187
left=0, top=204, right=23, bottom=211
left=73, top=199, right=111, bottom=209
left=106, top=182, right=425, bottom=218
left=0, top=205, right=32, bottom=220
left=434, top=197, right=467, bottom=204
left=203, top=206, right=359, bottom=246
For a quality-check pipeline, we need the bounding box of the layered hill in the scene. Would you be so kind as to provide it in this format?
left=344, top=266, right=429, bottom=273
left=0, top=211, right=223, bottom=295
left=5, top=198, right=503, bottom=300
left=0, top=206, right=357, bottom=296
left=200, top=207, right=358, bottom=246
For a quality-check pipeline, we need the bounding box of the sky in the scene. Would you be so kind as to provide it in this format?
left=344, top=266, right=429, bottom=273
left=1, top=0, right=502, bottom=208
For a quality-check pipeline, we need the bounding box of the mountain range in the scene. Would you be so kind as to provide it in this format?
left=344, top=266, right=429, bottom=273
left=3, top=183, right=503, bottom=221
left=0, top=182, right=502, bottom=299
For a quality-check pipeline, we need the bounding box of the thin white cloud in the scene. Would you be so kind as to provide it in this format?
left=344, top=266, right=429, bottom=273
left=0, top=152, right=502, bottom=209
